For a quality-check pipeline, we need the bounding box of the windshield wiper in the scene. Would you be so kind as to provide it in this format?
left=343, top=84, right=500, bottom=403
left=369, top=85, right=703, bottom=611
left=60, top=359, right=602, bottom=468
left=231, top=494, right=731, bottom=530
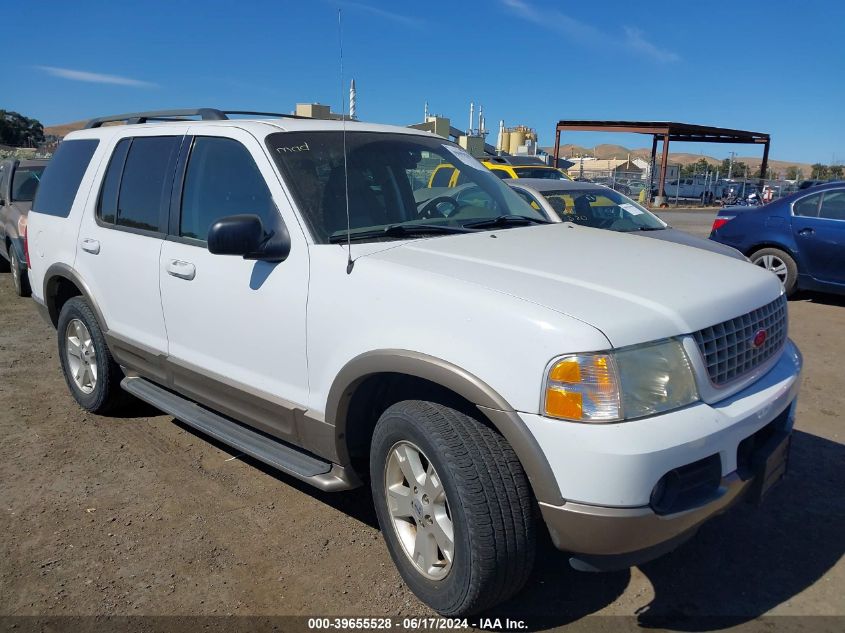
left=633, top=226, right=666, bottom=231
left=329, top=223, right=472, bottom=243
left=462, top=214, right=551, bottom=230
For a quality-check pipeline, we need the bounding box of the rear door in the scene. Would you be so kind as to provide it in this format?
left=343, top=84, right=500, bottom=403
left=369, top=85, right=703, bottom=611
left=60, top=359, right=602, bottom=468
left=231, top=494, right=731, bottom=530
left=792, top=188, right=845, bottom=285
left=74, top=129, right=185, bottom=369
left=158, top=126, right=309, bottom=442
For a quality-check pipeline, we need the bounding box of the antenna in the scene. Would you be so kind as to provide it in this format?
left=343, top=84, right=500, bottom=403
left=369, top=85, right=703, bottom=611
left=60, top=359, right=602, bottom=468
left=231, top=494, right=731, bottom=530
left=338, top=9, right=354, bottom=274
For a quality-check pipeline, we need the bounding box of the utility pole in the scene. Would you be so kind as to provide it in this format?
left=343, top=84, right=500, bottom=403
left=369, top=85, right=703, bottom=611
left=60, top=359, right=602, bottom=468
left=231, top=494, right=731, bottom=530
left=727, top=151, right=736, bottom=181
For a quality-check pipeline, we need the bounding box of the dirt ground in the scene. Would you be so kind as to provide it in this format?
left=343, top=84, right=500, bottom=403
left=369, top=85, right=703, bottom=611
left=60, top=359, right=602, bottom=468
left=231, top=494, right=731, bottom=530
left=1, top=253, right=843, bottom=629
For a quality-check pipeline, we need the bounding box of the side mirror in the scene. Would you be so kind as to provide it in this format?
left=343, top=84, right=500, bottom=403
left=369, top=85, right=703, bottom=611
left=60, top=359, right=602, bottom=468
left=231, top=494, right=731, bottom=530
left=207, top=214, right=291, bottom=263
left=208, top=214, right=263, bottom=257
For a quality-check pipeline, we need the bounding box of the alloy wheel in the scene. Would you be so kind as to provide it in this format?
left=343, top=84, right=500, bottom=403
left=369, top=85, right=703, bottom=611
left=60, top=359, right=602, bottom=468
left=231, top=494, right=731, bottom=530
left=384, top=441, right=454, bottom=580
left=65, top=319, right=98, bottom=394
left=754, top=254, right=788, bottom=284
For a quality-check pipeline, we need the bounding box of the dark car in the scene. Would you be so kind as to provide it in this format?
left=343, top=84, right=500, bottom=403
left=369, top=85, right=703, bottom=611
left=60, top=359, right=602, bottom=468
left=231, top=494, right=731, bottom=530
left=709, top=181, right=845, bottom=296
left=0, top=158, right=48, bottom=296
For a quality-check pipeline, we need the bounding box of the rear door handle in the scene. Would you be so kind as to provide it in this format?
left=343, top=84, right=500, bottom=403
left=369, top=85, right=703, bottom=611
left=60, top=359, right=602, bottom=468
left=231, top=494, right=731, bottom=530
left=166, top=259, right=196, bottom=281
left=80, top=238, right=100, bottom=254
left=797, top=228, right=815, bottom=236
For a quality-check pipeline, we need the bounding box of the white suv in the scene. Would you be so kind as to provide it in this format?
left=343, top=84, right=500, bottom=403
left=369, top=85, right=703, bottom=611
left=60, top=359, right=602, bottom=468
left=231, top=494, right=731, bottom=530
left=26, top=109, right=802, bottom=616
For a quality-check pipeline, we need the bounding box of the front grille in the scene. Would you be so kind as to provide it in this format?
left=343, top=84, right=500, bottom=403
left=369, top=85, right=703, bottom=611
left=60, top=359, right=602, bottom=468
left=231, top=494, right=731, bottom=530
left=693, top=295, right=788, bottom=386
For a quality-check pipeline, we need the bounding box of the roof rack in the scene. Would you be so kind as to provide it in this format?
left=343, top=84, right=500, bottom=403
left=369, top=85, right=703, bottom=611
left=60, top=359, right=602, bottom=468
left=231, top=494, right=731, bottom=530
left=84, top=108, right=302, bottom=129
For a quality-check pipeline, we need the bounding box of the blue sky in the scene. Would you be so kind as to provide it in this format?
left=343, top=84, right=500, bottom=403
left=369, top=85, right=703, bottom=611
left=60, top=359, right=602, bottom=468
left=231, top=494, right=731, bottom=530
left=6, top=0, right=844, bottom=164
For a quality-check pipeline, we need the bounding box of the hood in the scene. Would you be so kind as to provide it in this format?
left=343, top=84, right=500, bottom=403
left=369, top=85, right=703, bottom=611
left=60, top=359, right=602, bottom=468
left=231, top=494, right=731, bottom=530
left=641, top=227, right=746, bottom=260
left=370, top=224, right=782, bottom=348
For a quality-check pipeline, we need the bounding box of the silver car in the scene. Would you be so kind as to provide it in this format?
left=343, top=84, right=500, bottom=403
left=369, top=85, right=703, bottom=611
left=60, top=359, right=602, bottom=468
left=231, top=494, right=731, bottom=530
left=507, top=178, right=745, bottom=260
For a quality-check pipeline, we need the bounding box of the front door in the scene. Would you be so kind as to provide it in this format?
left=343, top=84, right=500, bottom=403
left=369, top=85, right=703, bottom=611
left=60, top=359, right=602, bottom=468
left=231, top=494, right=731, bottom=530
left=158, top=126, right=309, bottom=443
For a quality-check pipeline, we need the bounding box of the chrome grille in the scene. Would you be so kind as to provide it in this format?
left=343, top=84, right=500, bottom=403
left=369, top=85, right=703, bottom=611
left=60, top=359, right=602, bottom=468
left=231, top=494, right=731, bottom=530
left=693, top=295, right=788, bottom=386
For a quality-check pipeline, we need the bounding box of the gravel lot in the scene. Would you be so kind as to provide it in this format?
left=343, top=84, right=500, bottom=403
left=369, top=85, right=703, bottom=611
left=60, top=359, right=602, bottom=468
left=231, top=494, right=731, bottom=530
left=1, top=216, right=843, bottom=629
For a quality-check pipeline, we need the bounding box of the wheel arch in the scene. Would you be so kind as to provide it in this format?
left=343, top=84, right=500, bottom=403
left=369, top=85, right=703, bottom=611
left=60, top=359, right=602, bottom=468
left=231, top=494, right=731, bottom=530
left=325, top=350, right=562, bottom=505
left=42, top=264, right=108, bottom=331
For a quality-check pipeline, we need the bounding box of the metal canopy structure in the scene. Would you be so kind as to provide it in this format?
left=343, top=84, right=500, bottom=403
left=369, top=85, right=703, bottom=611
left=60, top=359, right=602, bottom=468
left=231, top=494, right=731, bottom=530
left=552, top=120, right=771, bottom=199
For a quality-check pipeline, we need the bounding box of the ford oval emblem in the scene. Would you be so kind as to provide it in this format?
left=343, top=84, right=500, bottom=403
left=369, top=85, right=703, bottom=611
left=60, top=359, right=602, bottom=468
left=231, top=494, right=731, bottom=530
left=752, top=329, right=768, bottom=348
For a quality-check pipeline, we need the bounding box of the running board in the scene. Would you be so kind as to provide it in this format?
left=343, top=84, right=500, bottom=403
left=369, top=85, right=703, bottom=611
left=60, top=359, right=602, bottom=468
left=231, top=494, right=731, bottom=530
left=120, top=376, right=358, bottom=492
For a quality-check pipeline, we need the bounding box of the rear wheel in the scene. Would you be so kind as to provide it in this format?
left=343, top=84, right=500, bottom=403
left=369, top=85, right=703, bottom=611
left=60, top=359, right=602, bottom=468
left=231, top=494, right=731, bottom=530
left=57, top=297, right=126, bottom=414
left=9, top=247, right=31, bottom=297
left=370, top=401, right=536, bottom=616
left=750, top=247, right=798, bottom=296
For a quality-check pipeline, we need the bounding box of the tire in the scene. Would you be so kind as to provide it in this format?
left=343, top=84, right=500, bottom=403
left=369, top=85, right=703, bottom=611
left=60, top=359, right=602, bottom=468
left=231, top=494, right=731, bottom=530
left=0, top=253, right=9, bottom=273
left=9, top=247, right=31, bottom=298
left=57, top=297, right=126, bottom=414
left=370, top=401, right=536, bottom=616
left=750, top=247, right=798, bottom=296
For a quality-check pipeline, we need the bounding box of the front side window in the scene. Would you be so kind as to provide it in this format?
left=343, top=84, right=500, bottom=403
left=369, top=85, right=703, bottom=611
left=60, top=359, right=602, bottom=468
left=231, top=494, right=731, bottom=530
left=793, top=193, right=821, bottom=217
left=32, top=139, right=99, bottom=218
left=268, top=131, right=543, bottom=243
left=116, top=136, right=180, bottom=232
left=11, top=165, right=45, bottom=202
left=180, top=137, right=275, bottom=241
left=819, top=190, right=845, bottom=221
left=540, top=187, right=665, bottom=231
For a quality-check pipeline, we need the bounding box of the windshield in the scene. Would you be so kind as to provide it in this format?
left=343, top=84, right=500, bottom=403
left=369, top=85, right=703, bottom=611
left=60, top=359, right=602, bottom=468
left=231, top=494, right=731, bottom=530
left=539, top=187, right=666, bottom=231
left=514, top=167, right=570, bottom=180
left=11, top=166, right=45, bottom=202
left=268, top=131, right=544, bottom=243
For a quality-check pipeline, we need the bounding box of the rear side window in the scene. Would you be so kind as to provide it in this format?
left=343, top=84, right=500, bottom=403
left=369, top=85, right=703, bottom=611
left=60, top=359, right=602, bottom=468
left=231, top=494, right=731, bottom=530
left=32, top=139, right=99, bottom=217
left=180, top=137, right=275, bottom=241
left=819, top=190, right=845, bottom=221
left=793, top=193, right=821, bottom=217
left=97, top=139, right=131, bottom=224
left=115, top=136, right=180, bottom=233
left=491, top=169, right=511, bottom=180
left=12, top=166, right=46, bottom=202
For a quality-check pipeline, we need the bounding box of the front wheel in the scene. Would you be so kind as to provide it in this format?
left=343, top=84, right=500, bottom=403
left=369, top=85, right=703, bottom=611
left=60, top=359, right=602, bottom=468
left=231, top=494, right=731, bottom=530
left=370, top=401, right=536, bottom=616
left=750, top=247, right=798, bottom=296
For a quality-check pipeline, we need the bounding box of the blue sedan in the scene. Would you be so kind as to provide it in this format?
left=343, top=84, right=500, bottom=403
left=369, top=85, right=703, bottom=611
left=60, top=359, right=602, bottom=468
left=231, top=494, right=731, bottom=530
left=709, top=182, right=845, bottom=296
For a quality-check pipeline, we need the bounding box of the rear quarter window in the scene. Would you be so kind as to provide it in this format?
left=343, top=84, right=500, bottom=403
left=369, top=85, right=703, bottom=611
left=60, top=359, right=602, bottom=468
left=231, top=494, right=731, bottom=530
left=32, top=139, right=99, bottom=217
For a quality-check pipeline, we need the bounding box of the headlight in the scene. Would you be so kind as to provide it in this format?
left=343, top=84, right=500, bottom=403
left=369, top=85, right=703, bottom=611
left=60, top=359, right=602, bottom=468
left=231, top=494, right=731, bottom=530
left=543, top=339, right=699, bottom=422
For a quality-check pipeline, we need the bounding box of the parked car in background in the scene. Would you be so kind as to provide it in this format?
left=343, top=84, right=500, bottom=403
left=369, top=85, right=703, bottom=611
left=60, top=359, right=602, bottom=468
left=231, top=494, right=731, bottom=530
left=710, top=181, right=845, bottom=296
left=0, top=158, right=48, bottom=296
left=507, top=179, right=746, bottom=260
left=428, top=157, right=570, bottom=187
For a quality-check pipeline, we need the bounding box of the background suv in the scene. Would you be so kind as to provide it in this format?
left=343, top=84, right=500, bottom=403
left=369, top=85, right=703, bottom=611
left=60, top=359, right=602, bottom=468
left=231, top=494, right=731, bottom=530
left=0, top=158, right=48, bottom=296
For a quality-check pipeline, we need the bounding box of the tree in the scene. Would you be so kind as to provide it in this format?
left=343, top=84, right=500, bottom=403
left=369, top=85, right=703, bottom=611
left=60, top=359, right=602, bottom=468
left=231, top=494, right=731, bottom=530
left=0, top=111, right=45, bottom=147
left=829, top=165, right=844, bottom=179
left=682, top=158, right=711, bottom=177
left=811, top=163, right=829, bottom=179
left=785, top=166, right=801, bottom=180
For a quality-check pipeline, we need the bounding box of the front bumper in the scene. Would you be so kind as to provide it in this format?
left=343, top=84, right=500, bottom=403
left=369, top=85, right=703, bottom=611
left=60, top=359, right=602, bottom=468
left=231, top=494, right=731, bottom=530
left=522, top=340, right=802, bottom=569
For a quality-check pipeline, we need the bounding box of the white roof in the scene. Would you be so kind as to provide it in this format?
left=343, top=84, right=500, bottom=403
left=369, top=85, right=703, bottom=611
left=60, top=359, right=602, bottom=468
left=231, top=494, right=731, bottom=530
left=63, top=117, right=435, bottom=141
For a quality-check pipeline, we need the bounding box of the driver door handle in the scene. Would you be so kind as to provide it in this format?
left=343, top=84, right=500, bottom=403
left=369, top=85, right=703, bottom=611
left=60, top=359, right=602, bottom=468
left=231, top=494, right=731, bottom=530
left=166, top=259, right=196, bottom=281
left=798, top=228, right=815, bottom=236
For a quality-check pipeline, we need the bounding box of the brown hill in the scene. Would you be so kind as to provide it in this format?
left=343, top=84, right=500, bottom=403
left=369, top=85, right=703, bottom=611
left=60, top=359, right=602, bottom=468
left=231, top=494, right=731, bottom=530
left=549, top=143, right=813, bottom=178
